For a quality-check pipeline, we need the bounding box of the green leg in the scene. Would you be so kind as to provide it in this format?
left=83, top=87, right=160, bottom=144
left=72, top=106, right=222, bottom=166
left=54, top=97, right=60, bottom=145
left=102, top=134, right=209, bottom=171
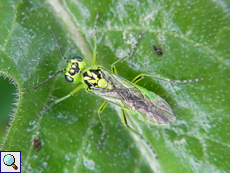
left=38, top=84, right=84, bottom=116
left=121, top=109, right=142, bottom=136
left=120, top=109, right=155, bottom=154
left=111, top=32, right=144, bottom=74
left=92, top=13, right=99, bottom=66
left=132, top=73, right=203, bottom=84
left=97, top=100, right=109, bottom=149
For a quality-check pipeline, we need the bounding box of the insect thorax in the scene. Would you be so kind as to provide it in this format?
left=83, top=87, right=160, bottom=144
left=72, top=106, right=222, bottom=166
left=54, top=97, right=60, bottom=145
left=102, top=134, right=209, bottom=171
left=83, top=68, right=113, bottom=91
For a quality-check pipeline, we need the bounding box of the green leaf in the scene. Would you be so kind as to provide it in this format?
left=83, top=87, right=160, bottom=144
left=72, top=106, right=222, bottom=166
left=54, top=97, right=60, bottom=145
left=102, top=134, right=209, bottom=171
left=1, top=0, right=230, bottom=172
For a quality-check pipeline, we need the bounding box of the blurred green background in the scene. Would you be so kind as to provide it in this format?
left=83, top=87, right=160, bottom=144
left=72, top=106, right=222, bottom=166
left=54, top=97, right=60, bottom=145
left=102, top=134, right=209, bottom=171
left=0, top=77, right=16, bottom=140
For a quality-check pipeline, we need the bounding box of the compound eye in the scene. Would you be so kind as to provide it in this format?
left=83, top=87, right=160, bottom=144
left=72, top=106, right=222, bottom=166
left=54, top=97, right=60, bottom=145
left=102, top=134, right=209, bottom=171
left=72, top=56, right=82, bottom=62
left=65, top=75, right=74, bottom=82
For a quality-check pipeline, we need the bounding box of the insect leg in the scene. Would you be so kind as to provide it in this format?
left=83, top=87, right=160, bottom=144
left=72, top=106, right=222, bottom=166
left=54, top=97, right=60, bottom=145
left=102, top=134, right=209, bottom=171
left=121, top=109, right=141, bottom=136
left=132, top=73, right=203, bottom=84
left=121, top=109, right=155, bottom=154
left=111, top=32, right=144, bottom=75
left=38, top=84, right=84, bottom=116
left=97, top=100, right=109, bottom=149
left=93, top=13, right=99, bottom=66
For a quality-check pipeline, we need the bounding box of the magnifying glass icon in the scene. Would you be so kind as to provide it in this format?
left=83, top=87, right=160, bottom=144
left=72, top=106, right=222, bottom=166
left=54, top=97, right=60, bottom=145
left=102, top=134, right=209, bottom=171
left=3, top=154, right=18, bottom=170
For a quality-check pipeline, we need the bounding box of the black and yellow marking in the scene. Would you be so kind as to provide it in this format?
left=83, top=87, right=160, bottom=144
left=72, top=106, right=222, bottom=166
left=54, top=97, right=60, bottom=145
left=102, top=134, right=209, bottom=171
left=83, top=68, right=114, bottom=91
left=68, top=61, right=80, bottom=76
left=83, top=69, right=104, bottom=89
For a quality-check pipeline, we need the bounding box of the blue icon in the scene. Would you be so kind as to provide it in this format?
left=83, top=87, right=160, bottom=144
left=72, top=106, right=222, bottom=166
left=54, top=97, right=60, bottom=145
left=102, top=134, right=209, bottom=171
left=3, top=154, right=18, bottom=170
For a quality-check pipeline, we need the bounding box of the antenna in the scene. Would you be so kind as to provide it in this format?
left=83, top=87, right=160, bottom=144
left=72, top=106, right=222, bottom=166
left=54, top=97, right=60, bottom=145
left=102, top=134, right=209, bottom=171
left=27, top=28, right=70, bottom=92
left=27, top=69, right=65, bottom=92
left=51, top=27, right=69, bottom=63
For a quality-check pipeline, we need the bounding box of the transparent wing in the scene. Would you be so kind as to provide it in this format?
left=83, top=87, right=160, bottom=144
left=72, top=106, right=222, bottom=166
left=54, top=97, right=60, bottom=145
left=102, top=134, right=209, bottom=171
left=88, top=67, right=176, bottom=125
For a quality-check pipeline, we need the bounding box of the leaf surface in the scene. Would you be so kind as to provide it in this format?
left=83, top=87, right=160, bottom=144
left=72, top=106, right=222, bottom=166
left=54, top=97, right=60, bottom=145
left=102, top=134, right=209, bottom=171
left=0, top=0, right=229, bottom=172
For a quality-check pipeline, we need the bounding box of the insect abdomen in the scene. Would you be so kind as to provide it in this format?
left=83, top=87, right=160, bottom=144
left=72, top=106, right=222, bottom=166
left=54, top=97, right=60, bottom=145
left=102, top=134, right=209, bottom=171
left=127, top=85, right=176, bottom=125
